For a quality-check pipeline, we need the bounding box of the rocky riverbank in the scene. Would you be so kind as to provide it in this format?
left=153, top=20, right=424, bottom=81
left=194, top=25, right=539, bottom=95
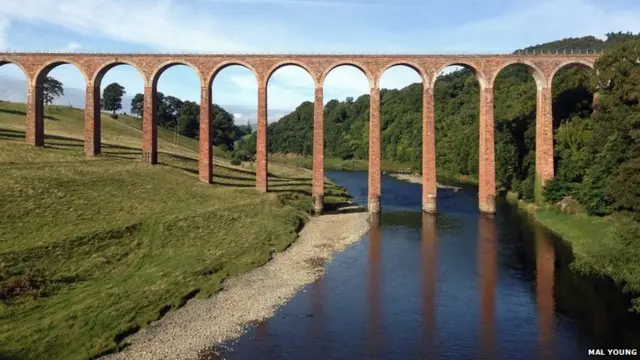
left=102, top=212, right=371, bottom=360
left=387, top=172, right=461, bottom=191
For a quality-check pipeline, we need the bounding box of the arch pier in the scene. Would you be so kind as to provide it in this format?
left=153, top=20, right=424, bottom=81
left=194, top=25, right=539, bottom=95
left=0, top=53, right=599, bottom=214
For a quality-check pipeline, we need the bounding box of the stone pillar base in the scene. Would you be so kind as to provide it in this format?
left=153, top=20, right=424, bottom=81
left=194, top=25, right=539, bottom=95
left=479, top=194, right=496, bottom=214
left=142, top=151, right=157, bottom=165
left=423, top=194, right=437, bottom=214
left=312, top=194, right=324, bottom=215
left=368, top=195, right=381, bottom=213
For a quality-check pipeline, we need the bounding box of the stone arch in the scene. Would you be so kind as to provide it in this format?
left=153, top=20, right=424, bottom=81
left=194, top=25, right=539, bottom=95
left=320, top=60, right=373, bottom=88
left=93, top=59, right=148, bottom=87
left=431, top=61, right=487, bottom=89
left=377, top=61, right=428, bottom=88
left=34, top=59, right=90, bottom=86
left=150, top=60, right=203, bottom=88
left=0, top=58, right=30, bottom=83
left=490, top=60, right=546, bottom=89
left=208, top=60, right=260, bottom=89
left=548, top=59, right=594, bottom=85
left=265, top=60, right=317, bottom=87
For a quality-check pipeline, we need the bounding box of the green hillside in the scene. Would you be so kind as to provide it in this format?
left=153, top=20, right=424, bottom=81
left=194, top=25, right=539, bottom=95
left=0, top=102, right=351, bottom=359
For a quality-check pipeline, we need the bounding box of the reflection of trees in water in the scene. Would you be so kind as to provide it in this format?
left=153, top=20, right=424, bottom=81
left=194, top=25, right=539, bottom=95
left=524, top=219, right=640, bottom=350
left=550, top=230, right=640, bottom=349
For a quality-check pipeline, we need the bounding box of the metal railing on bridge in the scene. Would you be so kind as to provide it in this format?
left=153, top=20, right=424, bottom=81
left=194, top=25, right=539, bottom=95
left=0, top=49, right=606, bottom=56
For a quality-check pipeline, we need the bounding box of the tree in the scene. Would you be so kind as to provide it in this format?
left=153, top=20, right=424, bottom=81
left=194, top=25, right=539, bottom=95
left=43, top=76, right=64, bottom=105
left=212, top=104, right=237, bottom=151
left=131, top=93, right=144, bottom=118
left=102, top=83, right=126, bottom=117
left=164, top=96, right=184, bottom=128
left=176, top=101, right=200, bottom=138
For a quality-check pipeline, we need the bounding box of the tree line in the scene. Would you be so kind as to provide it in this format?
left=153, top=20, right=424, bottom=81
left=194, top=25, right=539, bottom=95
left=39, top=76, right=251, bottom=153
left=236, top=32, right=640, bottom=220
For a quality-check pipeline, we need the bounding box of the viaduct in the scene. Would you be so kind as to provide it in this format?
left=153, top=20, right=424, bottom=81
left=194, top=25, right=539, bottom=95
left=0, top=52, right=600, bottom=214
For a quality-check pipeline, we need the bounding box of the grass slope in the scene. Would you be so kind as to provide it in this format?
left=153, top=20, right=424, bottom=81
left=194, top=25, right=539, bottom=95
left=0, top=102, right=352, bottom=360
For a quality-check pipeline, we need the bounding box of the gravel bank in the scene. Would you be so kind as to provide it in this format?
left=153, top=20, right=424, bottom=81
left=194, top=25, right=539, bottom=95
left=102, top=212, right=371, bottom=360
left=388, top=172, right=461, bottom=190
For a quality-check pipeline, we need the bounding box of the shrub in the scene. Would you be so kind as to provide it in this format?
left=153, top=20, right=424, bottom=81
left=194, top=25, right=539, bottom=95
left=520, top=175, right=535, bottom=201
left=543, top=178, right=575, bottom=203
left=230, top=158, right=241, bottom=166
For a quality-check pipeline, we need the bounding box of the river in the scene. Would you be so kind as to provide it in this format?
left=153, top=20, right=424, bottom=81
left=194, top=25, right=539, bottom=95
left=209, top=171, right=640, bottom=359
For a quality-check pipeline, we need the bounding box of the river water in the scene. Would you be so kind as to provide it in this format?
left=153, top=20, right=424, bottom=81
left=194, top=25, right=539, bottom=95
left=211, top=171, right=640, bottom=359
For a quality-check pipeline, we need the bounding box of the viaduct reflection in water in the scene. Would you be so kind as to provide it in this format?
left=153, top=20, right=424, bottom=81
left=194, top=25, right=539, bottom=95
left=421, top=213, right=439, bottom=357
left=478, top=214, right=497, bottom=359
left=535, top=225, right=556, bottom=359
left=366, top=213, right=383, bottom=358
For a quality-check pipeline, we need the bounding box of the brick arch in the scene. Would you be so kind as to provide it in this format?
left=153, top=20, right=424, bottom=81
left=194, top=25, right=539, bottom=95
left=92, top=59, right=148, bottom=87
left=549, top=59, right=594, bottom=85
left=431, top=61, right=487, bottom=88
left=376, top=61, right=427, bottom=88
left=490, top=60, right=546, bottom=89
left=33, top=59, right=90, bottom=86
left=150, top=60, right=203, bottom=88
left=265, top=60, right=317, bottom=87
left=0, top=58, right=30, bottom=83
left=208, top=60, right=260, bottom=89
left=320, top=61, right=373, bottom=88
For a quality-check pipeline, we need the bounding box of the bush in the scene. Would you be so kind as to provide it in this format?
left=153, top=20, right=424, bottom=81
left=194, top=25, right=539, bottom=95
left=520, top=175, right=535, bottom=201
left=230, top=158, right=241, bottom=166
left=231, top=150, right=253, bottom=162
left=543, top=178, right=575, bottom=203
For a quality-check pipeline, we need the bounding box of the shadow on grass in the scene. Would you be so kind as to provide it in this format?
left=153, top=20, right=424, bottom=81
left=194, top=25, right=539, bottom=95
left=270, top=188, right=313, bottom=197
left=212, top=180, right=255, bottom=188
left=0, top=128, right=25, bottom=140
left=0, top=107, right=61, bottom=121
left=0, top=352, right=25, bottom=360
left=268, top=181, right=313, bottom=188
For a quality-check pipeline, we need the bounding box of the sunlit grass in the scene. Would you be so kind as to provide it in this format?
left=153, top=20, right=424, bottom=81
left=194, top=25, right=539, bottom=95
left=0, top=102, right=351, bottom=359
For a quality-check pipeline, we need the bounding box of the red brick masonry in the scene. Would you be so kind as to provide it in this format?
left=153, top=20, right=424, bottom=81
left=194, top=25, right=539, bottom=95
left=0, top=53, right=599, bottom=213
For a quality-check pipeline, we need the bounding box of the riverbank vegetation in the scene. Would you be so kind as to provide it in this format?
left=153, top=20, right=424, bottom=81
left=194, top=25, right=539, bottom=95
left=531, top=38, right=640, bottom=311
left=0, top=102, right=351, bottom=359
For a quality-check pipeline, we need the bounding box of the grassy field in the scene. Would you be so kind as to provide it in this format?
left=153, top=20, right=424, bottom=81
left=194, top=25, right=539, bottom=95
left=513, top=198, right=640, bottom=313
left=0, top=102, right=353, bottom=360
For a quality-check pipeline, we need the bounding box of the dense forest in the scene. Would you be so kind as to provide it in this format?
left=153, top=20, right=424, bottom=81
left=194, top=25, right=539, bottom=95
left=236, top=32, right=640, bottom=221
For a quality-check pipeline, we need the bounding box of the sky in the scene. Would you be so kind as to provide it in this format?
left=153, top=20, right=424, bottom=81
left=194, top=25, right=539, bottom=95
left=1, top=0, right=640, bottom=121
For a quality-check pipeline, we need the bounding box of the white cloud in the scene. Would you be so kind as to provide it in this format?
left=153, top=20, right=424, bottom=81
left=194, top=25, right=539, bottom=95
left=59, top=41, right=82, bottom=52
left=0, top=0, right=265, bottom=52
